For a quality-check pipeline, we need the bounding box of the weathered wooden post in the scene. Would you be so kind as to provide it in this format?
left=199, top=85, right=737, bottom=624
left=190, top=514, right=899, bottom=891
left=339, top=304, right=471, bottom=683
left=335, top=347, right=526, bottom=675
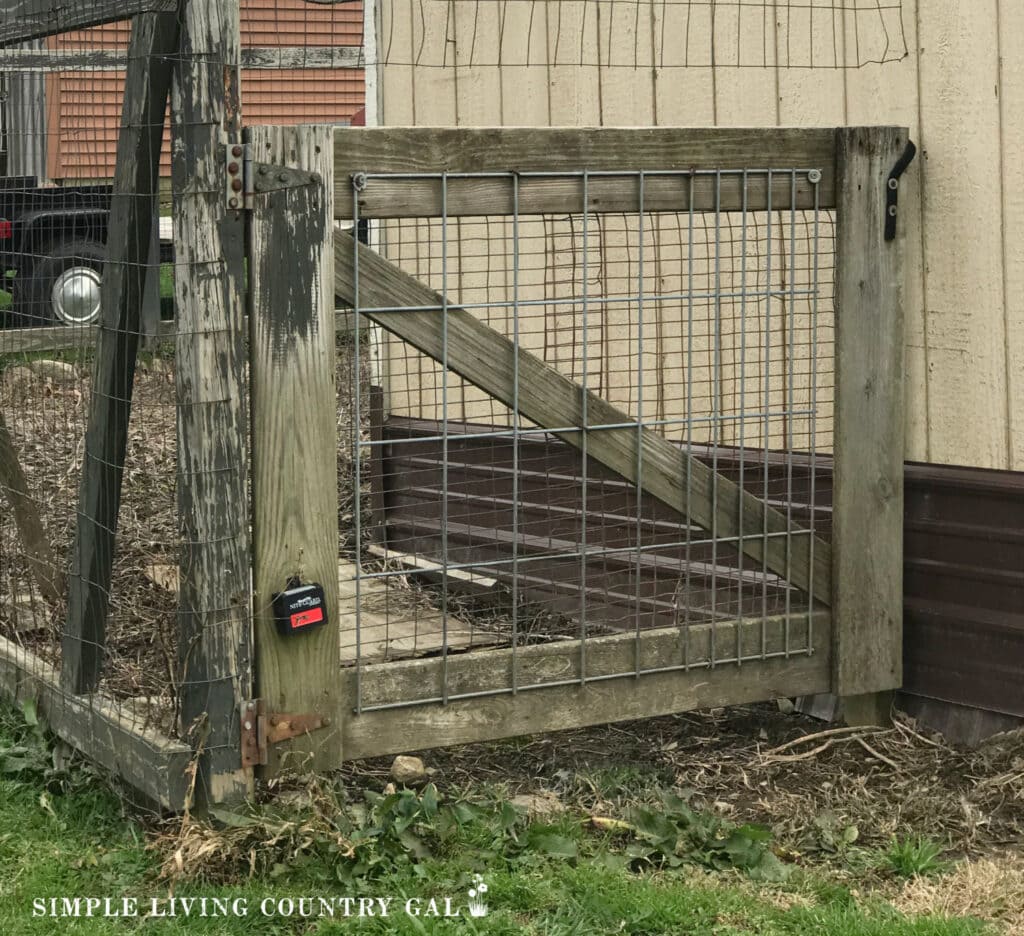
left=247, top=125, right=341, bottom=774
left=172, top=0, right=253, bottom=804
left=62, top=10, right=179, bottom=694
left=832, top=126, right=909, bottom=724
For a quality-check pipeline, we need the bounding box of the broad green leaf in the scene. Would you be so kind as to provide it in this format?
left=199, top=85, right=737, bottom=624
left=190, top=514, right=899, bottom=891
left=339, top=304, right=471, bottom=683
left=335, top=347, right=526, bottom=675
left=528, top=832, right=578, bottom=859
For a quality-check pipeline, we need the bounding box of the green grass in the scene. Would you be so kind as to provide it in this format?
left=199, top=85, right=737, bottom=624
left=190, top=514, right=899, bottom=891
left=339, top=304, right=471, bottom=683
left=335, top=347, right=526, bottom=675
left=0, top=704, right=995, bottom=935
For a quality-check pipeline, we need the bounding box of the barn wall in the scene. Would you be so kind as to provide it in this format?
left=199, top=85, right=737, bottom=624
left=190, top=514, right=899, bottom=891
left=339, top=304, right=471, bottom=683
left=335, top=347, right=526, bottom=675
left=375, top=0, right=1023, bottom=472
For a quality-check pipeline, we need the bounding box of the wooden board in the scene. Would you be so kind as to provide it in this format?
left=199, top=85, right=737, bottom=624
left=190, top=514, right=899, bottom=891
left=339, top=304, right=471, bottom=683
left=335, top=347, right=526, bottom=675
left=338, top=560, right=499, bottom=664
left=341, top=611, right=831, bottom=758
left=832, top=127, right=907, bottom=696
left=0, top=635, right=191, bottom=810
left=0, top=0, right=176, bottom=45
left=62, top=11, right=178, bottom=694
left=248, top=125, right=340, bottom=773
left=0, top=314, right=363, bottom=359
left=341, top=172, right=829, bottom=220
left=334, top=127, right=838, bottom=219
left=365, top=544, right=499, bottom=595
left=2, top=45, right=364, bottom=71
left=334, top=237, right=832, bottom=605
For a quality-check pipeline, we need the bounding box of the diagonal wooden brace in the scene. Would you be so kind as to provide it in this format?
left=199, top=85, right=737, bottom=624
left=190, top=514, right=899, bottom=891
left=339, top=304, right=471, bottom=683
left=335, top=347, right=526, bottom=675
left=334, top=236, right=832, bottom=606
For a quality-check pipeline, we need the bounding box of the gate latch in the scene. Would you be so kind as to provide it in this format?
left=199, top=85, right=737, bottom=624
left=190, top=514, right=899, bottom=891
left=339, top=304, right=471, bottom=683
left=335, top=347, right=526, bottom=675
left=225, top=142, right=321, bottom=212
left=885, top=140, right=917, bottom=242
left=240, top=699, right=330, bottom=767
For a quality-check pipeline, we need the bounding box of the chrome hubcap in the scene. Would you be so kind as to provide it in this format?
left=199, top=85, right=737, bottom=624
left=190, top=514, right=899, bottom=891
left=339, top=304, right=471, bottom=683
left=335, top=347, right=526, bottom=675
left=51, top=266, right=102, bottom=326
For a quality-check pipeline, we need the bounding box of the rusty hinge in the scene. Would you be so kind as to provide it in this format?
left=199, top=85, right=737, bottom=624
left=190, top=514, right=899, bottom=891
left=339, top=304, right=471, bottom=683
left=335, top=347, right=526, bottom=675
left=225, top=142, right=321, bottom=212
left=240, top=699, right=330, bottom=768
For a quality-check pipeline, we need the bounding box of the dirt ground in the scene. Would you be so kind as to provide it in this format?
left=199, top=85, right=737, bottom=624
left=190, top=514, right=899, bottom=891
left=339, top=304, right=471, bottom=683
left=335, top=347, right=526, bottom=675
left=341, top=702, right=1024, bottom=929
left=348, top=703, right=1024, bottom=860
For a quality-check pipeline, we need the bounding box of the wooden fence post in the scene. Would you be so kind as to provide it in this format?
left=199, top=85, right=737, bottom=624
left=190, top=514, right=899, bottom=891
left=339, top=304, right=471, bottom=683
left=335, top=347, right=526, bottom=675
left=832, top=126, right=909, bottom=710
left=172, top=0, right=253, bottom=804
left=61, top=11, right=178, bottom=694
left=248, top=125, right=341, bottom=774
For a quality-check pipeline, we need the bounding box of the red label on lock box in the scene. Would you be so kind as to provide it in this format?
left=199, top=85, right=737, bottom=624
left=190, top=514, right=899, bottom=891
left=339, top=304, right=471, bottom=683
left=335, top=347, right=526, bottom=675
left=273, top=583, right=328, bottom=636
left=290, top=607, right=324, bottom=630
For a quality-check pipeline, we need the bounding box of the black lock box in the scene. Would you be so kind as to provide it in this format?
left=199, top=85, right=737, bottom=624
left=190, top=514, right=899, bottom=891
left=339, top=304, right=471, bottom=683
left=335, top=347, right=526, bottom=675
left=272, top=581, right=328, bottom=637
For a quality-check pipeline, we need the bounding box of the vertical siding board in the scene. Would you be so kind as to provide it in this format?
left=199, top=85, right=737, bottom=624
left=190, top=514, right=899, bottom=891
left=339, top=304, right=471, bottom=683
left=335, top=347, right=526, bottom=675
left=998, top=0, right=1024, bottom=469
left=546, top=1, right=601, bottom=126
left=916, top=0, right=1007, bottom=468
left=499, top=1, right=553, bottom=126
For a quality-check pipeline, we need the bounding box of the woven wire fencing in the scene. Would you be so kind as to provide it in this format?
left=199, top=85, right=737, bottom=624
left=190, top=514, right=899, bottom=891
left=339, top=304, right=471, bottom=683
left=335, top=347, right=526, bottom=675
left=0, top=3, right=364, bottom=780
left=380, top=0, right=908, bottom=70
left=341, top=171, right=835, bottom=711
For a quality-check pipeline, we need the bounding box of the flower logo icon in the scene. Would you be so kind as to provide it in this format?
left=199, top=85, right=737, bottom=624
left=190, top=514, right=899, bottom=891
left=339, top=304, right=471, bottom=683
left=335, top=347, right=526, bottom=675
left=467, top=874, right=489, bottom=917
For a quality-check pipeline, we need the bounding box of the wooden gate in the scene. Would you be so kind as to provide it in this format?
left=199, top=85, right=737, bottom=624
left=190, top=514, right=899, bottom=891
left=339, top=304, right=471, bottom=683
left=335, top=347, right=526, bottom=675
left=247, top=125, right=908, bottom=773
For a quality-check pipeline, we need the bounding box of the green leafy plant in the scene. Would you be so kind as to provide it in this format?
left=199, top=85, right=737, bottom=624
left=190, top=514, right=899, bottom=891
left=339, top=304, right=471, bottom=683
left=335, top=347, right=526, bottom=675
left=883, top=836, right=948, bottom=878
left=809, top=811, right=861, bottom=855
left=623, top=791, right=789, bottom=881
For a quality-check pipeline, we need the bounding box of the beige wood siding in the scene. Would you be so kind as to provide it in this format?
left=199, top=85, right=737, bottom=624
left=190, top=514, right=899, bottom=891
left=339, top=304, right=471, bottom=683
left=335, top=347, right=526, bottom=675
left=376, top=0, right=1023, bottom=471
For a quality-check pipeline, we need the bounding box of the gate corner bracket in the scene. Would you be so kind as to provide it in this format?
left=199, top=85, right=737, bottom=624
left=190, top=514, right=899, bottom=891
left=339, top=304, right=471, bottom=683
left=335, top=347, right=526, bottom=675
left=240, top=699, right=330, bottom=768
left=884, top=140, right=917, bottom=242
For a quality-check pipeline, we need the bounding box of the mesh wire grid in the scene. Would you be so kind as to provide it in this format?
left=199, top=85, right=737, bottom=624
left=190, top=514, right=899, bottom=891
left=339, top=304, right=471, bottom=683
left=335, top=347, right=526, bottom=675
left=0, top=2, right=365, bottom=790
left=341, top=167, right=834, bottom=712
left=379, top=0, right=907, bottom=70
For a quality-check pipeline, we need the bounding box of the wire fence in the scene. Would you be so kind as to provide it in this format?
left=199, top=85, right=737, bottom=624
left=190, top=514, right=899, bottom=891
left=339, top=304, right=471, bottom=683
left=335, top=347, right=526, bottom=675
left=380, top=0, right=908, bottom=70
left=341, top=168, right=834, bottom=711
left=0, top=1, right=893, bottom=800
left=0, top=3, right=366, bottom=799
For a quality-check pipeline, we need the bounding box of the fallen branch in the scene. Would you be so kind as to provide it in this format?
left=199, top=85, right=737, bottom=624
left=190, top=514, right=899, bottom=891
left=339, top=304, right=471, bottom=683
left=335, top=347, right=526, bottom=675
left=763, top=724, right=891, bottom=758
left=855, top=735, right=902, bottom=771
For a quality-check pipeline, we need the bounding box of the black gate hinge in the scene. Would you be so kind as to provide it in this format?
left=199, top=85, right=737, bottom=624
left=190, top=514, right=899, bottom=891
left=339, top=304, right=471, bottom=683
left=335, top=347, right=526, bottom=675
left=240, top=699, right=330, bottom=768
left=225, top=142, right=321, bottom=212
left=885, top=140, right=918, bottom=242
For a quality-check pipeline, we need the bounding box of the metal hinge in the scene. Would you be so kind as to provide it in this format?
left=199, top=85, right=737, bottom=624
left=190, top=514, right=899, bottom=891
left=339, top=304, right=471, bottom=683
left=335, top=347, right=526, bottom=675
left=240, top=699, right=330, bottom=768
left=225, top=143, right=321, bottom=212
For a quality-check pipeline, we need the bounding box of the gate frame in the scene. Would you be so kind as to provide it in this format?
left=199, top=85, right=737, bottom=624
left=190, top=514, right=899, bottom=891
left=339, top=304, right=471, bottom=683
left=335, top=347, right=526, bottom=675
left=247, top=124, right=907, bottom=772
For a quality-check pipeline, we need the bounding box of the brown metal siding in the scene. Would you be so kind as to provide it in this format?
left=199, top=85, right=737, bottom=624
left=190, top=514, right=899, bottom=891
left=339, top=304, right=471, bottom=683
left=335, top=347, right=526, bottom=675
left=380, top=417, right=833, bottom=633
left=903, top=462, right=1024, bottom=717
left=46, top=4, right=364, bottom=181
left=379, top=420, right=1024, bottom=718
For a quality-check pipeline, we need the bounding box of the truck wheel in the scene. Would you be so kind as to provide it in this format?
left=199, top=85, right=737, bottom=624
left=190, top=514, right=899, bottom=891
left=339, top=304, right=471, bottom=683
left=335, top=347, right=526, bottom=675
left=25, top=239, right=106, bottom=327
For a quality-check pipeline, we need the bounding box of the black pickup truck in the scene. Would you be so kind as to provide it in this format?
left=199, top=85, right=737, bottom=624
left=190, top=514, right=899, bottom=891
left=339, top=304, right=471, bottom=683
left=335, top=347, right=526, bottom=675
left=0, top=175, right=142, bottom=328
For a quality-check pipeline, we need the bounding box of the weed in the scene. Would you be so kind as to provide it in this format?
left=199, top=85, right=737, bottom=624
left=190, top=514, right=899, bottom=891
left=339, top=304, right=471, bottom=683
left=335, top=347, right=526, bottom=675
left=624, top=790, right=790, bottom=881
left=885, top=836, right=949, bottom=878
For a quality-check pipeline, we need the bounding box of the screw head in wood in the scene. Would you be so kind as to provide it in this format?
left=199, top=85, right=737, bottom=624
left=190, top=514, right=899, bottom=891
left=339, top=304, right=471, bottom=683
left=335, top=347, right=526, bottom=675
left=243, top=721, right=252, bottom=730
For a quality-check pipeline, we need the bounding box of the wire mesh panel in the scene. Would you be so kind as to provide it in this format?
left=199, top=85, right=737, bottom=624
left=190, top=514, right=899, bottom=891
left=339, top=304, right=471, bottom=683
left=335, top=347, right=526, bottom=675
left=379, top=0, right=908, bottom=70
left=336, top=146, right=836, bottom=722
left=0, top=2, right=367, bottom=806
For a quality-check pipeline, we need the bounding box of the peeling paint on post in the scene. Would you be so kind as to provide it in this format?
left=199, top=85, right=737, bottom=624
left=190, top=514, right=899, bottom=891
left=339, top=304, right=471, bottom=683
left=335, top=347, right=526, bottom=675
left=172, top=0, right=253, bottom=805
